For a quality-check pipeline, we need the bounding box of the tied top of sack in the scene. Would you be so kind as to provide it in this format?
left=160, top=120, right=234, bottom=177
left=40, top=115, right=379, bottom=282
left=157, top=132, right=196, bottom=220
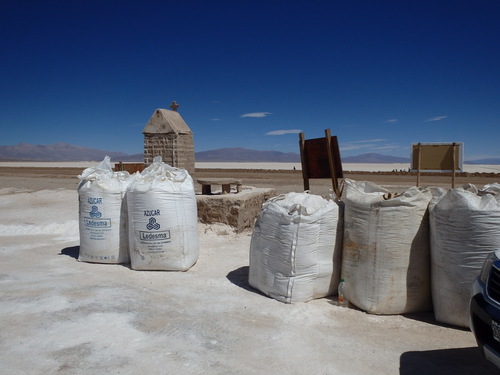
left=265, top=192, right=335, bottom=216
left=463, top=182, right=500, bottom=200
left=433, top=182, right=500, bottom=212
left=128, top=156, right=193, bottom=192
left=78, top=156, right=131, bottom=191
left=343, top=178, right=436, bottom=207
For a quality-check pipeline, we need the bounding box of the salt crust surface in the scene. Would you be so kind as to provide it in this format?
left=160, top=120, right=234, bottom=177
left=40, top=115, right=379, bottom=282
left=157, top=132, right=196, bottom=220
left=1, top=161, right=499, bottom=173
left=0, top=188, right=495, bottom=374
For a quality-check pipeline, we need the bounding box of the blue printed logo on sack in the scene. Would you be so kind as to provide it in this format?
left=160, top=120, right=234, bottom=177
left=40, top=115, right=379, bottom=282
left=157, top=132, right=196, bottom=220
left=89, top=205, right=102, bottom=218
left=84, top=205, right=111, bottom=228
left=139, top=217, right=170, bottom=242
left=146, top=217, right=160, bottom=230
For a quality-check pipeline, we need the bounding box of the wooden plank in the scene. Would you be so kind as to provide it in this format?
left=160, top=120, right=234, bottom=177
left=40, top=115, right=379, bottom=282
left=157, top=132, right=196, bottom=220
left=197, top=178, right=242, bottom=185
left=299, top=133, right=310, bottom=191
left=331, top=136, right=343, bottom=179
left=416, top=143, right=421, bottom=187
left=411, top=143, right=462, bottom=171
left=452, top=142, right=456, bottom=188
left=114, top=163, right=145, bottom=173
left=325, top=129, right=339, bottom=196
left=299, top=129, right=344, bottom=194
left=304, top=137, right=330, bottom=178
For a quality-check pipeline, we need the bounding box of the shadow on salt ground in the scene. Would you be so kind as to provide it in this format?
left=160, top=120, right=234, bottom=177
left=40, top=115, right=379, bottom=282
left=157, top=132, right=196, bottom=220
left=403, top=311, right=471, bottom=331
left=226, top=266, right=253, bottom=292
left=58, top=246, right=133, bottom=270
left=226, top=266, right=267, bottom=298
left=400, top=346, right=497, bottom=375
left=59, top=246, right=80, bottom=259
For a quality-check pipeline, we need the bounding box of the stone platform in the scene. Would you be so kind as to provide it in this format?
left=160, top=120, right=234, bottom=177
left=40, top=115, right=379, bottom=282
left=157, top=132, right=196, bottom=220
left=196, top=186, right=276, bottom=232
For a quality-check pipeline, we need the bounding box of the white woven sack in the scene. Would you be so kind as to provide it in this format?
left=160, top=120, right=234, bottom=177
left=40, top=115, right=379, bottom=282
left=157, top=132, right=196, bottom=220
left=341, top=179, right=433, bottom=314
left=430, top=183, right=500, bottom=327
left=249, top=192, right=343, bottom=303
left=78, top=156, right=131, bottom=264
left=127, top=156, right=199, bottom=271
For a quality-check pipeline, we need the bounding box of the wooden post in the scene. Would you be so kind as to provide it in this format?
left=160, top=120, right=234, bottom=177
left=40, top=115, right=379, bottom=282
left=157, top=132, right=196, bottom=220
left=416, top=143, right=422, bottom=187
left=201, top=184, right=212, bottom=195
left=299, top=132, right=310, bottom=191
left=452, top=142, right=456, bottom=188
left=325, top=129, right=339, bottom=196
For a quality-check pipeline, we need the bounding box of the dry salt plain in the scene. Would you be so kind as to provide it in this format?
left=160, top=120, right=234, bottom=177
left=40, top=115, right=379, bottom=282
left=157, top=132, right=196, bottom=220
left=1, top=161, right=500, bottom=172
left=1, top=161, right=499, bottom=374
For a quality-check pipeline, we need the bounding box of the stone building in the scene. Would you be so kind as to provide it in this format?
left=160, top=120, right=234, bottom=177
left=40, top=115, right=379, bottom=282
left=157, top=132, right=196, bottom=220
left=142, top=101, right=195, bottom=175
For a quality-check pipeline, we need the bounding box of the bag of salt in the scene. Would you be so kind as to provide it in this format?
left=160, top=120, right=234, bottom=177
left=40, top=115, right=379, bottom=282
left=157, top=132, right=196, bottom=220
left=341, top=179, right=434, bottom=314
left=126, top=156, right=199, bottom=271
left=78, top=156, right=131, bottom=264
left=430, top=183, right=500, bottom=327
left=249, top=192, right=343, bottom=303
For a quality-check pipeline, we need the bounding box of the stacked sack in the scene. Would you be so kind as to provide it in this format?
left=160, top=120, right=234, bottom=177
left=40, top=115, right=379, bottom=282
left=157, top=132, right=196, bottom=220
left=341, top=179, right=435, bottom=314
left=430, top=183, right=500, bottom=328
left=78, top=156, right=131, bottom=264
left=126, top=156, right=199, bottom=271
left=249, top=192, right=343, bottom=303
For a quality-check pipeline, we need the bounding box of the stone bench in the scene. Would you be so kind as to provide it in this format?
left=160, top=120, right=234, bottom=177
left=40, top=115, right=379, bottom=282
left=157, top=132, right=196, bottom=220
left=197, top=178, right=243, bottom=195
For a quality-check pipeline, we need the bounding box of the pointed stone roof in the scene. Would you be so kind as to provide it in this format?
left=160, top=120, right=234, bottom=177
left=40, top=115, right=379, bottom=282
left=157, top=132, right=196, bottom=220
left=142, top=108, right=192, bottom=135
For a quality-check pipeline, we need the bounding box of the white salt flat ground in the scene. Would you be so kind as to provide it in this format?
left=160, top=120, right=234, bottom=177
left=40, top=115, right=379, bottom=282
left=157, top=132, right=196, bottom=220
left=0, top=187, right=498, bottom=374
left=1, top=161, right=500, bottom=173
left=195, top=162, right=500, bottom=173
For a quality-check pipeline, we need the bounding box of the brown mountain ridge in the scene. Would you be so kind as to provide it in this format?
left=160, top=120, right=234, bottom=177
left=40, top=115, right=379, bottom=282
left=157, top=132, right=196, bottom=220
left=0, top=143, right=497, bottom=164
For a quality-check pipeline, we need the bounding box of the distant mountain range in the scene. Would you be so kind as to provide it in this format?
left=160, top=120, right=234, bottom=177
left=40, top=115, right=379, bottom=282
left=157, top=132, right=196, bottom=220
left=1, top=143, right=499, bottom=165
left=0, top=143, right=143, bottom=162
left=196, top=148, right=412, bottom=163
left=466, top=158, right=500, bottom=165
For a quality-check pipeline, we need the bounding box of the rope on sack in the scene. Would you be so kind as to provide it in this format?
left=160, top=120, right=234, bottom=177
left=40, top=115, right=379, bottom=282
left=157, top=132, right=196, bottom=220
left=382, top=192, right=402, bottom=200
left=480, top=183, right=500, bottom=196
left=268, top=194, right=287, bottom=203
left=288, top=203, right=302, bottom=215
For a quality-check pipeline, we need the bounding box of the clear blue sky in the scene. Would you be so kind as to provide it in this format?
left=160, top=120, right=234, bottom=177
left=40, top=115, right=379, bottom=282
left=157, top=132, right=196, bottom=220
left=1, top=0, right=498, bottom=160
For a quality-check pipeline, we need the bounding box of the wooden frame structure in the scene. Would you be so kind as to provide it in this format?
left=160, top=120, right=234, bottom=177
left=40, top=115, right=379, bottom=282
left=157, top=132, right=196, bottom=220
left=411, top=142, right=462, bottom=188
left=114, top=162, right=145, bottom=174
left=299, top=129, right=343, bottom=196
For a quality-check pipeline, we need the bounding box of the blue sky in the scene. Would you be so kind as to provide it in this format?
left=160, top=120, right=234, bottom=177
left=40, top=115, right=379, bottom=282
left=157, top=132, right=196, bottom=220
left=1, top=0, right=498, bottom=160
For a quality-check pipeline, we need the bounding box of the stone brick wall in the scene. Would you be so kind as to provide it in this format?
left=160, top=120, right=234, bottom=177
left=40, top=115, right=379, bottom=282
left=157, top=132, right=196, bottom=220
left=196, top=187, right=276, bottom=233
left=144, top=133, right=195, bottom=175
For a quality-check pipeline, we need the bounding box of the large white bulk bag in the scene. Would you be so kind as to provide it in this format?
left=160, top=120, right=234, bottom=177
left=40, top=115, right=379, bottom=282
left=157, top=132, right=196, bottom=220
left=249, top=192, right=343, bottom=303
left=127, top=156, right=199, bottom=271
left=341, top=179, right=433, bottom=314
left=78, top=156, right=131, bottom=264
left=430, top=183, right=500, bottom=327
